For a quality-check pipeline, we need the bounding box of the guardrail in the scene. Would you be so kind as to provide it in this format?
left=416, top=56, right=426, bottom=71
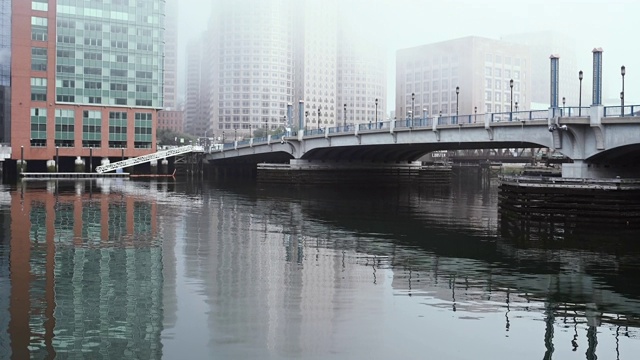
left=213, top=105, right=640, bottom=154
left=96, top=145, right=194, bottom=173
left=603, top=105, right=640, bottom=117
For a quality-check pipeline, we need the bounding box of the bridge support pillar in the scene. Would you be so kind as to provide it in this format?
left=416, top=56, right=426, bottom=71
left=562, top=161, right=640, bottom=179
left=561, top=161, right=589, bottom=178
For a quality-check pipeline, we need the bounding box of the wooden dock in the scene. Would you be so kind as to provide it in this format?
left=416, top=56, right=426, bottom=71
left=499, top=176, right=640, bottom=227
left=20, top=172, right=130, bottom=180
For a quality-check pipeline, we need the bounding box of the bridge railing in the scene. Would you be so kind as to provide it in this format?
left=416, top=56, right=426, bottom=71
left=490, top=110, right=548, bottom=122
left=306, top=128, right=325, bottom=136
left=357, top=121, right=392, bottom=131
left=253, top=136, right=268, bottom=144
left=604, top=105, right=640, bottom=117
left=222, top=142, right=234, bottom=150
left=328, top=124, right=355, bottom=134
left=395, top=118, right=431, bottom=128
left=237, top=139, right=251, bottom=147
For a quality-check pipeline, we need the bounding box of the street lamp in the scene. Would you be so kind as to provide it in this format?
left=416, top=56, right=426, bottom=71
left=375, top=98, right=379, bottom=128
left=317, top=106, right=321, bottom=130
left=222, top=131, right=225, bottom=143
left=455, top=86, right=460, bottom=119
left=578, top=70, right=583, bottom=116
left=515, top=101, right=518, bottom=112
left=474, top=106, right=477, bottom=123
left=621, top=65, right=626, bottom=114
left=411, top=92, right=415, bottom=127
left=343, top=103, right=347, bottom=128
left=509, top=79, right=514, bottom=120
left=305, top=111, right=309, bottom=129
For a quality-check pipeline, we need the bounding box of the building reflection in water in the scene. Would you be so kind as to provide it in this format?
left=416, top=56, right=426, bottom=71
left=228, top=176, right=640, bottom=360
left=4, top=180, right=163, bottom=359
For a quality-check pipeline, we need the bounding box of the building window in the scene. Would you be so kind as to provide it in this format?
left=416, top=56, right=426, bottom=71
left=84, top=38, right=102, bottom=47
left=82, top=110, right=101, bottom=148
left=56, top=35, right=75, bottom=44
left=32, top=0, right=48, bottom=11
left=31, top=47, right=47, bottom=71
left=56, top=65, right=75, bottom=74
left=110, top=69, right=127, bottom=77
left=485, top=67, right=492, bottom=76
left=108, top=112, right=127, bottom=148
left=83, top=67, right=102, bottom=76
left=56, top=95, right=75, bottom=102
left=30, top=108, right=47, bottom=146
left=31, top=16, right=48, bottom=41
left=57, top=49, right=75, bottom=58
left=31, top=77, right=47, bottom=101
left=55, top=109, right=75, bottom=147
left=134, top=113, right=152, bottom=148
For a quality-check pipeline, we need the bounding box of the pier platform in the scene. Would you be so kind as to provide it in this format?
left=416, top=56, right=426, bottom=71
left=20, top=172, right=130, bottom=180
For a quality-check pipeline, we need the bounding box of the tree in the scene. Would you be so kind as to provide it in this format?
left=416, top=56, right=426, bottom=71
left=157, top=128, right=196, bottom=146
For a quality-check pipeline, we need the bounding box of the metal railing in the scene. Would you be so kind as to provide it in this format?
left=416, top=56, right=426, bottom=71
left=96, top=145, right=194, bottom=173
left=213, top=105, right=640, bottom=154
left=604, top=105, right=640, bottom=117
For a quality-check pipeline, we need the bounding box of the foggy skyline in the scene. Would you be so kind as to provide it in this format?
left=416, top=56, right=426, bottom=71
left=177, top=0, right=639, bottom=111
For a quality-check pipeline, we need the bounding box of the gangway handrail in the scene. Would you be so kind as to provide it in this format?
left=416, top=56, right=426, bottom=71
left=95, top=145, right=195, bottom=173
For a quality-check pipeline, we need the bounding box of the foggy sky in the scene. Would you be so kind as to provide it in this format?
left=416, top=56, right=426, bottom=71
left=177, top=0, right=640, bottom=109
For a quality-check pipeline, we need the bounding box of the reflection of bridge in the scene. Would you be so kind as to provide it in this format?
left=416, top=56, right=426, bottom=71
left=206, top=106, right=640, bottom=179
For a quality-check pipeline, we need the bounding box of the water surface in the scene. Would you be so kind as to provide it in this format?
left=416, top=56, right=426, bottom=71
left=0, top=174, right=639, bottom=359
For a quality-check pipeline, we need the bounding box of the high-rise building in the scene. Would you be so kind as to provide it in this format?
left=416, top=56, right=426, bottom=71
left=9, top=0, right=165, bottom=169
left=157, top=0, right=183, bottom=133
left=183, top=35, right=209, bottom=138
left=396, top=36, right=532, bottom=120
left=0, top=0, right=10, bottom=144
left=208, top=0, right=294, bottom=139
left=502, top=31, right=580, bottom=108
left=295, top=0, right=338, bottom=130
left=184, top=0, right=386, bottom=139
left=162, top=0, right=178, bottom=110
left=336, top=22, right=387, bottom=126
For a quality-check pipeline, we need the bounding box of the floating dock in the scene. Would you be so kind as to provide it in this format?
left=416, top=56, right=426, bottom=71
left=499, top=175, right=640, bottom=227
left=20, top=172, right=130, bottom=180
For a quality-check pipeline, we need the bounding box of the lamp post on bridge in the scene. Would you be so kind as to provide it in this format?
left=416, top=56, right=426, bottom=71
left=509, top=79, right=514, bottom=121
left=455, top=86, right=459, bottom=121
left=411, top=92, right=415, bottom=128
left=474, top=106, right=477, bottom=123
left=621, top=65, right=626, bottom=115
left=305, top=111, right=309, bottom=129
left=343, top=103, right=347, bottom=129
left=562, top=96, right=566, bottom=112
left=579, top=70, right=583, bottom=117
left=317, top=106, right=321, bottom=130
left=375, top=98, right=379, bottom=128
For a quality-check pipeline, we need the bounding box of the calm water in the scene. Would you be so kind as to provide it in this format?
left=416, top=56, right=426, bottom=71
left=1, top=173, right=639, bottom=359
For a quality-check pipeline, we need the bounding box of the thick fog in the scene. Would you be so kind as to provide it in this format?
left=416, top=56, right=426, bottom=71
left=177, top=0, right=639, bottom=109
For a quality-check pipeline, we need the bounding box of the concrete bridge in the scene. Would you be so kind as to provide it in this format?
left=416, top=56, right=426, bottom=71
left=206, top=104, right=640, bottom=179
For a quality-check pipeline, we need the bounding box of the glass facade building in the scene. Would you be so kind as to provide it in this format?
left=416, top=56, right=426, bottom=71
left=0, top=0, right=10, bottom=143
left=10, top=0, right=165, bottom=164
left=55, top=0, right=164, bottom=108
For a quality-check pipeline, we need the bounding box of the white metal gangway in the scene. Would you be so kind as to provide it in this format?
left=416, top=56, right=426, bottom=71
left=95, top=145, right=202, bottom=173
